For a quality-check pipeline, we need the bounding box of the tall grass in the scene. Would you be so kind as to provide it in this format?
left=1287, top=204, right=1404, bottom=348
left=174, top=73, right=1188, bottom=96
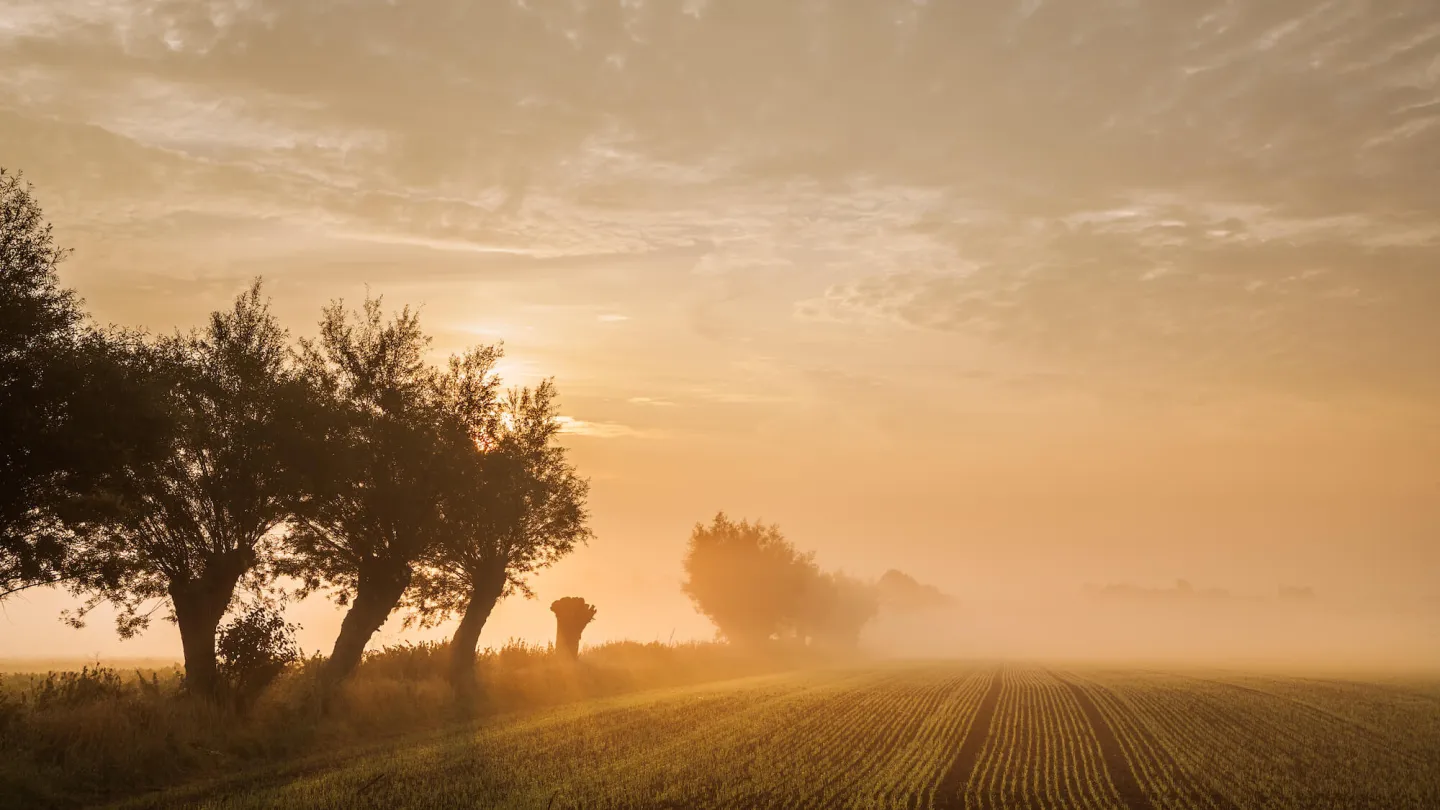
left=0, top=639, right=833, bottom=808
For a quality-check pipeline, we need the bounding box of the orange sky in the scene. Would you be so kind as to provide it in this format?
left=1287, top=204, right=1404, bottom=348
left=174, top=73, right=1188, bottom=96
left=1, top=0, right=1438, bottom=661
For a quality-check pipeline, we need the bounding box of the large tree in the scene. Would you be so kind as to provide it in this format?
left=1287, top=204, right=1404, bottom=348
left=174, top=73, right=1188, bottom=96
left=285, top=297, right=472, bottom=689
left=681, top=514, right=820, bottom=646
left=1, top=169, right=164, bottom=603
left=64, top=281, right=308, bottom=697
left=682, top=514, right=884, bottom=648
left=406, top=379, right=591, bottom=700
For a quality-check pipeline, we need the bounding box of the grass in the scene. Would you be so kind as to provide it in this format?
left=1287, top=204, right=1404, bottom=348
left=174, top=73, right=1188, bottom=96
left=0, top=639, right=825, bottom=809
left=100, top=663, right=1440, bottom=810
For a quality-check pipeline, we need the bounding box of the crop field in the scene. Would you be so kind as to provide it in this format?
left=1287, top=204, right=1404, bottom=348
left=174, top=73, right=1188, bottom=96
left=122, top=664, right=1440, bottom=810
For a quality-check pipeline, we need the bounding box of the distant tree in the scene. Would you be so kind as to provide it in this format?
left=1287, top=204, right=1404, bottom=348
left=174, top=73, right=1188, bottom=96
left=681, top=514, right=819, bottom=646
left=875, top=569, right=954, bottom=612
left=63, top=281, right=309, bottom=698
left=282, top=297, right=462, bottom=689
left=405, top=378, right=591, bottom=699
left=551, top=597, right=597, bottom=660
left=799, top=571, right=879, bottom=648
left=0, top=170, right=163, bottom=601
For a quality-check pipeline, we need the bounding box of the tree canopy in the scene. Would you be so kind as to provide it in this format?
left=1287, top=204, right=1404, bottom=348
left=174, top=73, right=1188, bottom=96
left=1, top=169, right=166, bottom=602
left=62, top=281, right=309, bottom=696
left=681, top=514, right=876, bottom=648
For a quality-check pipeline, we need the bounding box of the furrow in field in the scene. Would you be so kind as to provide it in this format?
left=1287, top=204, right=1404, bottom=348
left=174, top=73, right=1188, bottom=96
left=956, top=666, right=1119, bottom=810
left=878, top=668, right=987, bottom=810
left=1061, top=672, right=1235, bottom=810
left=1043, top=669, right=1118, bottom=810
left=933, top=664, right=1004, bottom=810
left=968, top=666, right=1014, bottom=810
left=1051, top=670, right=1153, bottom=810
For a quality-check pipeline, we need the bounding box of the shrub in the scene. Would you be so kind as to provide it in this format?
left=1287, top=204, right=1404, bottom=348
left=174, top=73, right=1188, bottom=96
left=28, top=665, right=126, bottom=711
left=216, top=605, right=301, bottom=713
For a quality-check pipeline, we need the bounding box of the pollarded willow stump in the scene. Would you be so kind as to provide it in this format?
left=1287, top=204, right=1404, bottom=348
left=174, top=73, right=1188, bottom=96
left=551, top=597, right=597, bottom=661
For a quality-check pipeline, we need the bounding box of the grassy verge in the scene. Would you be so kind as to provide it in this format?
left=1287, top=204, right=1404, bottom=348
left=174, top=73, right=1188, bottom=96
left=0, top=640, right=832, bottom=809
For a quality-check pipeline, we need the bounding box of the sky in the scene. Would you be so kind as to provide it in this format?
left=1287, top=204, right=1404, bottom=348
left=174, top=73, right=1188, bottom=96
left=1, top=0, right=1438, bottom=661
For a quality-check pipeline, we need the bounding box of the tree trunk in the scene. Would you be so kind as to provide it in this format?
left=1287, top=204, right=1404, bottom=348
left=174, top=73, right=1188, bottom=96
left=448, top=565, right=507, bottom=702
left=169, top=552, right=248, bottom=699
left=550, top=597, right=597, bottom=661
left=323, top=558, right=411, bottom=689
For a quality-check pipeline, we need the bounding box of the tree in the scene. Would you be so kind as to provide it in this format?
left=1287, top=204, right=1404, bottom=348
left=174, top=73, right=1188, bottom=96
left=875, top=569, right=954, bottom=612
left=405, top=378, right=591, bottom=699
left=798, top=571, right=878, bottom=649
left=550, top=597, right=596, bottom=660
left=64, top=281, right=308, bottom=697
left=2, top=169, right=170, bottom=608
left=681, top=514, right=819, bottom=646
left=283, top=296, right=462, bottom=689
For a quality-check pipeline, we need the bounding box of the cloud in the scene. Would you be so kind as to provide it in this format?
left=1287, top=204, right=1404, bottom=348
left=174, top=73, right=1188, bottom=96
left=803, top=209, right=1440, bottom=397
left=4, top=0, right=1439, bottom=407
left=553, top=415, right=657, bottom=440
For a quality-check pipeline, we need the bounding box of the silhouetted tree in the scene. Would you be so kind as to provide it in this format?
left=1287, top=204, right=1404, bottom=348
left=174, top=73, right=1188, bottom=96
left=551, top=597, right=596, bottom=660
left=405, top=379, right=591, bottom=700
left=0, top=170, right=163, bottom=601
left=681, top=514, right=819, bottom=646
left=282, top=297, right=465, bottom=689
left=63, top=281, right=309, bottom=697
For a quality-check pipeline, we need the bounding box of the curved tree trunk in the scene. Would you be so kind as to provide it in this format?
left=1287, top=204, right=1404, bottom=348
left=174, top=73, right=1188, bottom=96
left=447, top=565, right=507, bottom=703
left=323, top=558, right=411, bottom=690
left=169, top=551, right=249, bottom=699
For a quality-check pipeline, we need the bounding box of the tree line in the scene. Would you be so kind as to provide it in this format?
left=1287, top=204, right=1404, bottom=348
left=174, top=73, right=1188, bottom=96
left=0, top=169, right=591, bottom=702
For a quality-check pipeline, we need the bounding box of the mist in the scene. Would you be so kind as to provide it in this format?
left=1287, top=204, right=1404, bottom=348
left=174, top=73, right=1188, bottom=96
left=866, top=584, right=1440, bottom=671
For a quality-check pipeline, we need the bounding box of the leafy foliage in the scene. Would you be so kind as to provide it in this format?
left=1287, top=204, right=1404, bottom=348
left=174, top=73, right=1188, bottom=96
left=407, top=380, right=592, bottom=626
left=283, top=296, right=450, bottom=604
left=682, top=514, right=822, bottom=645
left=282, top=296, right=495, bottom=686
left=0, top=169, right=161, bottom=599
left=62, top=281, right=305, bottom=696
left=682, top=514, right=877, bottom=647
left=216, top=604, right=301, bottom=712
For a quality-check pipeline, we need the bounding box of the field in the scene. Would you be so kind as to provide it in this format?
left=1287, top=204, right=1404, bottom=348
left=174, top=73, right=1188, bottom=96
left=113, top=663, right=1440, bottom=810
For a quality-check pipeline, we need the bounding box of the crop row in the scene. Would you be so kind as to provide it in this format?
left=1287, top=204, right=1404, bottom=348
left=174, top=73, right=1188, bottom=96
left=960, top=666, right=1118, bottom=810
left=1070, top=670, right=1440, bottom=810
